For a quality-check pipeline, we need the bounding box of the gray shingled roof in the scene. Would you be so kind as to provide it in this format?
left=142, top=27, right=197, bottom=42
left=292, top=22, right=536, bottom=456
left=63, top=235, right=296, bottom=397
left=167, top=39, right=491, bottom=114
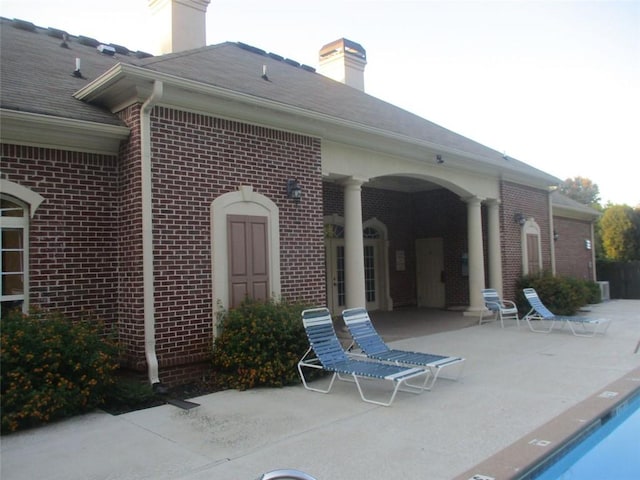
left=0, top=17, right=558, bottom=182
left=0, top=18, right=147, bottom=126
left=551, top=190, right=601, bottom=217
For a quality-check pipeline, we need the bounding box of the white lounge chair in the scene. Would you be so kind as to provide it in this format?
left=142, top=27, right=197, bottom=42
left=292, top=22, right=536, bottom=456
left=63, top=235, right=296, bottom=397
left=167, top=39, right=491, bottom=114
left=298, top=307, right=431, bottom=406
left=523, top=288, right=611, bottom=337
left=479, top=288, right=520, bottom=328
left=341, top=307, right=465, bottom=390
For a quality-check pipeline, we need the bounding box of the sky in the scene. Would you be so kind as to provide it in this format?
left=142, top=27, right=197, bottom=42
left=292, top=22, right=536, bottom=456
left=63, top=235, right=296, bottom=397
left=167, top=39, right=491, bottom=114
left=2, top=0, right=639, bottom=207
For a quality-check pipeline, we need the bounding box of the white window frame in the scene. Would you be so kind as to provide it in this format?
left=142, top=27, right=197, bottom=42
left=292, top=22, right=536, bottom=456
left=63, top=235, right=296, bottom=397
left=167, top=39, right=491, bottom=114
left=1, top=197, right=29, bottom=316
left=0, top=180, right=45, bottom=317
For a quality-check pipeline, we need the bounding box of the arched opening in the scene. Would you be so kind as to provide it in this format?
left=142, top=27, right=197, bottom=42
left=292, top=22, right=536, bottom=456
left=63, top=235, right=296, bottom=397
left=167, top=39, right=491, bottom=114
left=211, top=186, right=281, bottom=322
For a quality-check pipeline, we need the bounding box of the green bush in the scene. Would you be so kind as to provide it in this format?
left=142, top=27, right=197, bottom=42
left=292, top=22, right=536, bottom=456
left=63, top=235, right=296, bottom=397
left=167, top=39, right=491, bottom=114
left=212, top=298, right=310, bottom=390
left=101, top=375, right=161, bottom=415
left=516, top=273, right=601, bottom=315
left=1, top=308, right=119, bottom=433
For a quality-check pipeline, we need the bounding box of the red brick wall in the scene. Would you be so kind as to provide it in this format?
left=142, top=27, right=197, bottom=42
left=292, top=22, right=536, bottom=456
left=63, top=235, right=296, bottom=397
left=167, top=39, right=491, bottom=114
left=2, top=105, right=325, bottom=386
left=500, top=181, right=553, bottom=300
left=1, top=144, right=119, bottom=325
left=553, top=216, right=595, bottom=280
left=142, top=107, right=325, bottom=382
left=116, top=105, right=146, bottom=369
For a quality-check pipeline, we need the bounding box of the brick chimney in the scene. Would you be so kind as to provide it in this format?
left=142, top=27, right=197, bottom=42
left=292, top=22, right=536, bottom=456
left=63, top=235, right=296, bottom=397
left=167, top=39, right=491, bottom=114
left=148, top=0, right=211, bottom=55
left=318, top=38, right=367, bottom=91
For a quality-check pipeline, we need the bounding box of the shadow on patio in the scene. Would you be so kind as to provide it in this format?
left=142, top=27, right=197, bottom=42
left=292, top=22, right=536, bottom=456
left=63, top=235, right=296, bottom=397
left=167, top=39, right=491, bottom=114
left=335, top=307, right=480, bottom=344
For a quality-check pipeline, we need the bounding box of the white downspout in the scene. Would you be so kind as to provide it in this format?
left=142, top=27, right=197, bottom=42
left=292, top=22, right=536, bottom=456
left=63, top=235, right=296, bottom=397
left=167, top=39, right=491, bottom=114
left=141, top=81, right=163, bottom=386
left=548, top=192, right=557, bottom=275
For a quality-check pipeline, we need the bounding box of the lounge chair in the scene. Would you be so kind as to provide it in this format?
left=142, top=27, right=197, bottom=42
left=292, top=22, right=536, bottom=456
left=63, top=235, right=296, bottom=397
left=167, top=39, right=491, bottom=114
left=479, top=288, right=520, bottom=328
left=298, top=307, right=431, bottom=406
left=523, top=288, right=611, bottom=337
left=341, top=307, right=465, bottom=390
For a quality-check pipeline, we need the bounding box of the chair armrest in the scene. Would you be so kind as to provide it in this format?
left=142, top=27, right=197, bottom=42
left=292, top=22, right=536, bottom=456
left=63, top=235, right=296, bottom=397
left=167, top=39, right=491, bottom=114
left=484, top=301, right=500, bottom=311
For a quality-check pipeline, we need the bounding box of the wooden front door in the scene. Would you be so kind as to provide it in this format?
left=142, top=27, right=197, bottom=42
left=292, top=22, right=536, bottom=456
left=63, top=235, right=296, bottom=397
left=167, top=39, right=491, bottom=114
left=228, top=215, right=269, bottom=308
left=416, top=237, right=445, bottom=308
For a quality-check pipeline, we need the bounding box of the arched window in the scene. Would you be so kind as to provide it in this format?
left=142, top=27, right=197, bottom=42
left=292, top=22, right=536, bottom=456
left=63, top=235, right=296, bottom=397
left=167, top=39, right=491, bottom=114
left=522, top=218, right=543, bottom=275
left=1, top=196, right=29, bottom=318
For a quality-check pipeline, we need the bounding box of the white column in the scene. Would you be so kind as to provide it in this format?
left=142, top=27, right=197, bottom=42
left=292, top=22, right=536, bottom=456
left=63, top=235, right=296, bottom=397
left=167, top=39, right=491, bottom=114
left=343, top=177, right=367, bottom=309
left=466, top=196, right=486, bottom=313
left=486, top=199, right=503, bottom=296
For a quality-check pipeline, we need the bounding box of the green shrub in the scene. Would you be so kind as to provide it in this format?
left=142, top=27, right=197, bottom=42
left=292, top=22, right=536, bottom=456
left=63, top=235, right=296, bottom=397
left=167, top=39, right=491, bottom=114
left=212, top=298, right=310, bottom=390
left=516, top=273, right=601, bottom=315
left=101, top=374, right=161, bottom=415
left=583, top=280, right=602, bottom=304
left=0, top=308, right=119, bottom=433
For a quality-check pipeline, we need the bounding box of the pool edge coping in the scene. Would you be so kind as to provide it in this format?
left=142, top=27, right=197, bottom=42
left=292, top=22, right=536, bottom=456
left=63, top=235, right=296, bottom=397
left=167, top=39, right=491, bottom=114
left=453, top=365, right=640, bottom=480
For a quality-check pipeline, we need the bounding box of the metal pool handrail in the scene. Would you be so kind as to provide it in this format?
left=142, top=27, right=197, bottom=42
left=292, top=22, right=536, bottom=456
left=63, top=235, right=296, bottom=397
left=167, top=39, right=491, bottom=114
left=257, top=469, right=317, bottom=480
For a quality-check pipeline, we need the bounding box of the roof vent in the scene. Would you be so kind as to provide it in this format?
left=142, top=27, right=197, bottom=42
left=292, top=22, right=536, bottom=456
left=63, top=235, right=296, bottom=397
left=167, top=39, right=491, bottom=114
left=97, top=44, right=116, bottom=56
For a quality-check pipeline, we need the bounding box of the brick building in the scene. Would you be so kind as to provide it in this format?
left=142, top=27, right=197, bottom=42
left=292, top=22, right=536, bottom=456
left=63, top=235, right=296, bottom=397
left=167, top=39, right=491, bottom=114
left=0, top=2, right=598, bottom=386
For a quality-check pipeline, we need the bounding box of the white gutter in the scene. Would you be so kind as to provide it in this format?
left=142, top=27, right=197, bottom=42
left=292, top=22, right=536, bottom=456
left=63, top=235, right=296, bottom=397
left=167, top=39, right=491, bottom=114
left=141, top=80, right=163, bottom=386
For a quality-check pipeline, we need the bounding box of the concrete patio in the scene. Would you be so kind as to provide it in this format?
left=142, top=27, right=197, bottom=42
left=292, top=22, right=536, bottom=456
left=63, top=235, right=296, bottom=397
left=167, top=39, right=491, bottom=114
left=1, top=300, right=639, bottom=480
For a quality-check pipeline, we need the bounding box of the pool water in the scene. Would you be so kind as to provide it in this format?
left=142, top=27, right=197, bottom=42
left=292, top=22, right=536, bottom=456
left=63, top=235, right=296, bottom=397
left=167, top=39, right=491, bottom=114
left=535, top=393, right=640, bottom=479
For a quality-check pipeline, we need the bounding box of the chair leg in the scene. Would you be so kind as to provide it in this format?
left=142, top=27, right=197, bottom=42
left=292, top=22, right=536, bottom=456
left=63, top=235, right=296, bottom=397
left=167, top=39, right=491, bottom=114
left=351, top=371, right=430, bottom=407
left=298, top=362, right=337, bottom=394
left=297, top=348, right=339, bottom=394
left=525, top=314, right=555, bottom=333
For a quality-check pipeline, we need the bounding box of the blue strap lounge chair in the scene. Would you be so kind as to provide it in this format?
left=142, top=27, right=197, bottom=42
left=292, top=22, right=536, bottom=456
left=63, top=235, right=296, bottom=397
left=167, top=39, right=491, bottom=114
left=341, top=307, right=465, bottom=390
left=298, top=308, right=431, bottom=406
left=479, top=288, right=520, bottom=328
left=523, top=288, right=611, bottom=337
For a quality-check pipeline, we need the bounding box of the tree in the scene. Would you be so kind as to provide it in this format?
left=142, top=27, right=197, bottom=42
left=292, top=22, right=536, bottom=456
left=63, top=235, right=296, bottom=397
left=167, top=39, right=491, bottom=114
left=559, top=177, right=601, bottom=207
left=599, top=205, right=640, bottom=260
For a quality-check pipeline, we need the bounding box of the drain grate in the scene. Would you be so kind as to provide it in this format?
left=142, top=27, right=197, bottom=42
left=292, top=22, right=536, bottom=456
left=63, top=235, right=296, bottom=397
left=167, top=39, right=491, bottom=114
left=167, top=398, right=200, bottom=410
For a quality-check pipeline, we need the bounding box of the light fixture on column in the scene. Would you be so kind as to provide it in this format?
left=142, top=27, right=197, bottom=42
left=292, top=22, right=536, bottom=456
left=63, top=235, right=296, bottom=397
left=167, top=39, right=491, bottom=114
left=514, top=213, right=526, bottom=226
left=553, top=230, right=559, bottom=241
left=287, top=179, right=302, bottom=201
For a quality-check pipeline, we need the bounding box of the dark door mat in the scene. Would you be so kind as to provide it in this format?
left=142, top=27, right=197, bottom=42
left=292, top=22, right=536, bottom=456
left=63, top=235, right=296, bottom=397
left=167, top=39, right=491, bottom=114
left=167, top=398, right=200, bottom=410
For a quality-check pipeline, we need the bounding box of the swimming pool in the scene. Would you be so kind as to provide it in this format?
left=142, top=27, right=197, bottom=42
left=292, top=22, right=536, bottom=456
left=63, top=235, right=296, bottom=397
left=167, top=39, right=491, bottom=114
left=534, top=392, right=640, bottom=479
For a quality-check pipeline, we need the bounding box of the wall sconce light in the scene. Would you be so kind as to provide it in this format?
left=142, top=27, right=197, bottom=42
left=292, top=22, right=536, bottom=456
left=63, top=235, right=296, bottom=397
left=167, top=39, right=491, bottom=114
left=514, top=213, right=526, bottom=226
left=287, top=179, right=302, bottom=201
left=585, top=239, right=592, bottom=250
left=553, top=230, right=559, bottom=241
left=436, top=154, right=444, bottom=164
